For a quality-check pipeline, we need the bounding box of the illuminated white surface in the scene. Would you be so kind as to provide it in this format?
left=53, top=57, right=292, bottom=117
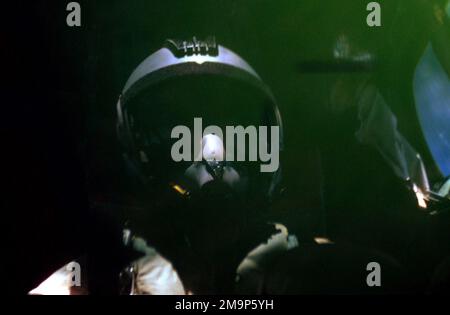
left=29, top=265, right=72, bottom=295
left=202, top=134, right=224, bottom=162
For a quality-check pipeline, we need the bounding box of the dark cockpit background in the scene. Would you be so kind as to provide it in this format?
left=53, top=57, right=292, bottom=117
left=4, top=0, right=450, bottom=294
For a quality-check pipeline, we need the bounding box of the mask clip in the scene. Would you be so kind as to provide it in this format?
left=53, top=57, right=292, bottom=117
left=165, top=36, right=218, bottom=57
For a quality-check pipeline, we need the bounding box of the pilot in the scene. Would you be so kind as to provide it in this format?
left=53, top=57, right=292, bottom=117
left=115, top=36, right=289, bottom=295
left=30, top=37, right=293, bottom=295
